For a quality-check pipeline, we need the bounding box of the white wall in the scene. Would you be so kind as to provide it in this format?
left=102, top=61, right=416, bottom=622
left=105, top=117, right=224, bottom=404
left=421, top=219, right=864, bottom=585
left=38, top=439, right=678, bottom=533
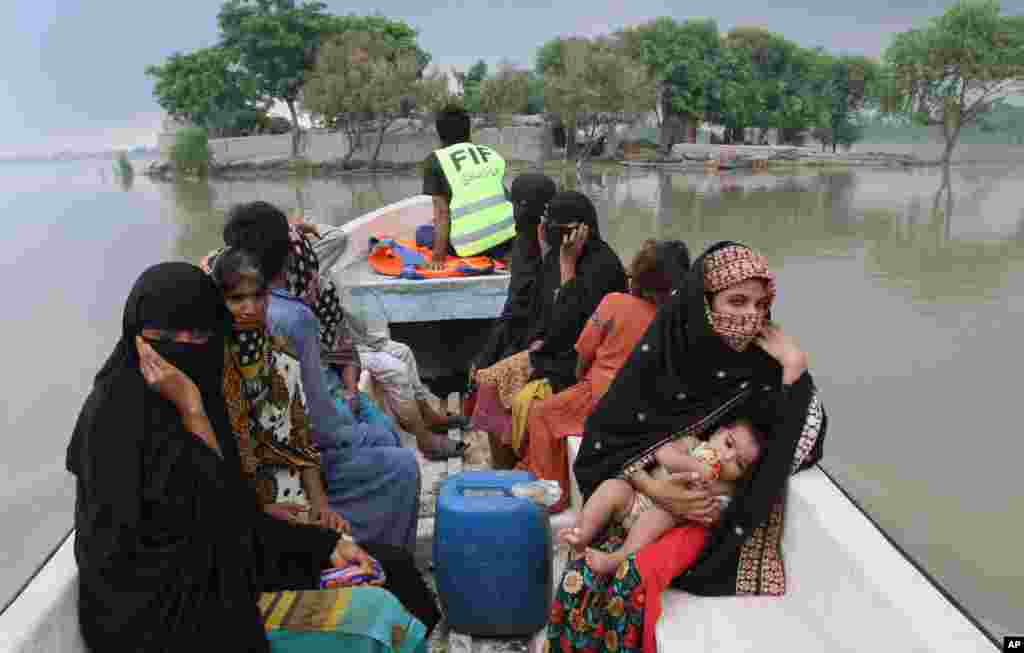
left=158, top=125, right=551, bottom=166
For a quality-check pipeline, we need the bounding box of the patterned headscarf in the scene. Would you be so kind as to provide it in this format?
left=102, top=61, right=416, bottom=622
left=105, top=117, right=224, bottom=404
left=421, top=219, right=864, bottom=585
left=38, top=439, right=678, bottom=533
left=284, top=228, right=357, bottom=369
left=703, top=245, right=776, bottom=352
left=201, top=229, right=357, bottom=370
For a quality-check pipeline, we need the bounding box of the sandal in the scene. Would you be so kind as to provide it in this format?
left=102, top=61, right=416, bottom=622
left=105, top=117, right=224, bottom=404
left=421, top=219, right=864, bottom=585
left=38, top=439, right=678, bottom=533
left=421, top=438, right=468, bottom=462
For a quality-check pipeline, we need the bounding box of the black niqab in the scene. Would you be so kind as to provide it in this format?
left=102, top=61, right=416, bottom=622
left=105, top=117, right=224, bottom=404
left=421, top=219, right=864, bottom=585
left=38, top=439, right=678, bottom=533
left=66, top=262, right=271, bottom=652
left=474, top=175, right=558, bottom=369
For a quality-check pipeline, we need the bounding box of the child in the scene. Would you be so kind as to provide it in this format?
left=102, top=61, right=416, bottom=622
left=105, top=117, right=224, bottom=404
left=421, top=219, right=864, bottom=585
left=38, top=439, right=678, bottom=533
left=559, top=418, right=765, bottom=575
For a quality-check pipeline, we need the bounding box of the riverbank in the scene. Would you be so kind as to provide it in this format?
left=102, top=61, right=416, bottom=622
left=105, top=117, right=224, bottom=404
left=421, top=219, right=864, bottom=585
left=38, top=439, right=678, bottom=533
left=145, top=139, right=1024, bottom=181
left=142, top=147, right=942, bottom=183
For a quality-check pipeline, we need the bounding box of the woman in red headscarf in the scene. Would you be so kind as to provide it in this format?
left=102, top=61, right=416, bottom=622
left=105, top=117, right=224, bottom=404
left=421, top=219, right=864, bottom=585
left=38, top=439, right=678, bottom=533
left=547, top=242, right=827, bottom=653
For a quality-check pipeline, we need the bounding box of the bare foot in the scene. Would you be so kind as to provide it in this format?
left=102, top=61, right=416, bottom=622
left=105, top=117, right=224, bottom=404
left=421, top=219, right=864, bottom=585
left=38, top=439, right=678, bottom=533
left=585, top=548, right=623, bottom=576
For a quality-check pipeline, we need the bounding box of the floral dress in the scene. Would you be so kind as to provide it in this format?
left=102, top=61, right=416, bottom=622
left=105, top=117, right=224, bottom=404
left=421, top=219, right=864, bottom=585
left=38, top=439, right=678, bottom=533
left=546, top=524, right=646, bottom=653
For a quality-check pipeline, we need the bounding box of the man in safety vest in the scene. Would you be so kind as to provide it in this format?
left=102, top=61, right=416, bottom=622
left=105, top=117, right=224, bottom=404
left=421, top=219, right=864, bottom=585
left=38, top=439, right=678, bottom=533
left=422, top=105, right=514, bottom=270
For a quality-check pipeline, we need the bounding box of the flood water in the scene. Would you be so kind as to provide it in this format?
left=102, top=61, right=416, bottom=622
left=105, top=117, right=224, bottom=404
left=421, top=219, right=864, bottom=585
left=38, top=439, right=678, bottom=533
left=1, top=158, right=1021, bottom=636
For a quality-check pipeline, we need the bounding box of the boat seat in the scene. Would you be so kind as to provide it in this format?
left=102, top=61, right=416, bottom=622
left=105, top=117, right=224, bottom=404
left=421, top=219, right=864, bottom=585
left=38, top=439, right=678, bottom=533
left=558, top=437, right=992, bottom=653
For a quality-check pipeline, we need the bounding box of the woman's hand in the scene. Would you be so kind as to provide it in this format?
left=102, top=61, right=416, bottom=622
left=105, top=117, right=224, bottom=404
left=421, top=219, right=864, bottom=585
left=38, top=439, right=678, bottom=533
left=136, top=337, right=202, bottom=414
left=755, top=323, right=808, bottom=385
left=559, top=224, right=590, bottom=280
left=635, top=470, right=721, bottom=525
left=316, top=508, right=351, bottom=535
left=331, top=538, right=372, bottom=568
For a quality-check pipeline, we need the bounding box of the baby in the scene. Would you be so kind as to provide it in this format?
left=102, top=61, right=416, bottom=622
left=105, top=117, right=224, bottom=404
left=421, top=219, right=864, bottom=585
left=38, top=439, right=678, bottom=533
left=559, top=418, right=765, bottom=575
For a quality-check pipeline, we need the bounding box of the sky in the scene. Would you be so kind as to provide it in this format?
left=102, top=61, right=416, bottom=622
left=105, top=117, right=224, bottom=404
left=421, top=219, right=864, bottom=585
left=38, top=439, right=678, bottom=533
left=2, top=0, right=1021, bottom=157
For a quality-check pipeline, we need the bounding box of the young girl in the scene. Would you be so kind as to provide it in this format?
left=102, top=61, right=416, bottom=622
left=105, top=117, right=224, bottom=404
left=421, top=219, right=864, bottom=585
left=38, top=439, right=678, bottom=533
left=559, top=418, right=765, bottom=575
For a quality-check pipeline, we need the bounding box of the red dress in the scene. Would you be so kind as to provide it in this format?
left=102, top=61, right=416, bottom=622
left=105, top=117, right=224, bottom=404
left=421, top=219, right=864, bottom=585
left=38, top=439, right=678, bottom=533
left=520, top=293, right=657, bottom=512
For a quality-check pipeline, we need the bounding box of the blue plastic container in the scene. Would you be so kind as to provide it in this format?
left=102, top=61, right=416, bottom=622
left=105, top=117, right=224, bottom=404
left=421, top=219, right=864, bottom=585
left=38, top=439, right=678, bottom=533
left=433, top=470, right=552, bottom=637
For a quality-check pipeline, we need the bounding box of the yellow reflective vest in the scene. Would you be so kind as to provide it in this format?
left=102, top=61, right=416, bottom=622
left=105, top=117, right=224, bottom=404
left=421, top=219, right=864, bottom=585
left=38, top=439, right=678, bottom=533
left=434, top=142, right=514, bottom=257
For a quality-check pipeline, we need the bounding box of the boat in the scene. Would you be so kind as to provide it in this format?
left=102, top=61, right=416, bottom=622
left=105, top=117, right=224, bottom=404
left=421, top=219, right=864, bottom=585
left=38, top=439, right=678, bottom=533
left=0, top=196, right=999, bottom=652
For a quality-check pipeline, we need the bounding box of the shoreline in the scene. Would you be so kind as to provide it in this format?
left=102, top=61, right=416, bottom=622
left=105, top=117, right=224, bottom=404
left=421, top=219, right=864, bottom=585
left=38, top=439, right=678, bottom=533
left=143, top=146, right=991, bottom=182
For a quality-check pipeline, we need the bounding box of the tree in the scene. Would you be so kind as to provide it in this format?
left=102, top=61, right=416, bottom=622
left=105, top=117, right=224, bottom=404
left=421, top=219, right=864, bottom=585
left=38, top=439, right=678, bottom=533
left=536, top=39, right=566, bottom=76
left=882, top=0, right=1024, bottom=163
left=461, top=60, right=488, bottom=113
left=526, top=72, right=545, bottom=114
left=479, top=64, right=531, bottom=124
left=218, top=0, right=337, bottom=157
left=145, top=46, right=265, bottom=137
left=704, top=45, right=760, bottom=143
left=302, top=30, right=449, bottom=165
left=543, top=37, right=656, bottom=167
left=618, top=18, right=721, bottom=151
left=815, top=54, right=881, bottom=151
left=720, top=26, right=818, bottom=143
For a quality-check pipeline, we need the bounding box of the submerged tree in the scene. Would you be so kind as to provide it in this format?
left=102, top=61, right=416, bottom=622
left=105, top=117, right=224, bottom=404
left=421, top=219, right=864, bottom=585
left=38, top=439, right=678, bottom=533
left=882, top=0, right=1024, bottom=163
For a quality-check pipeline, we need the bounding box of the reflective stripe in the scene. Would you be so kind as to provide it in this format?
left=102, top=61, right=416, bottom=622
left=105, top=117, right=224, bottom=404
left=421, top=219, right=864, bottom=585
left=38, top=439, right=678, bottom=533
left=450, top=214, right=515, bottom=246
left=451, top=193, right=510, bottom=218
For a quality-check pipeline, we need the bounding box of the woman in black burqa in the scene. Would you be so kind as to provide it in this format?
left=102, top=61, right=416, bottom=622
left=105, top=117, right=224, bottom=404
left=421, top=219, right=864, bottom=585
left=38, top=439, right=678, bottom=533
left=471, top=191, right=627, bottom=467
left=66, top=262, right=437, bottom=652
left=472, top=172, right=558, bottom=371
left=548, top=242, right=827, bottom=653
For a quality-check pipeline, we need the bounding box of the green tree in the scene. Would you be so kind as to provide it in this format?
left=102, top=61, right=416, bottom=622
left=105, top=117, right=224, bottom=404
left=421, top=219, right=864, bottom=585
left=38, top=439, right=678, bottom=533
left=543, top=37, right=656, bottom=167
left=882, top=0, right=1024, bottom=163
left=536, top=39, right=566, bottom=75
left=145, top=46, right=265, bottom=137
left=461, top=60, right=488, bottom=113
left=704, top=45, right=759, bottom=143
left=479, top=64, right=531, bottom=124
left=815, top=54, right=881, bottom=151
left=526, top=71, right=545, bottom=114
left=218, top=0, right=337, bottom=157
left=720, top=26, right=819, bottom=143
left=618, top=17, right=721, bottom=151
left=303, top=30, right=449, bottom=165
left=329, top=14, right=431, bottom=70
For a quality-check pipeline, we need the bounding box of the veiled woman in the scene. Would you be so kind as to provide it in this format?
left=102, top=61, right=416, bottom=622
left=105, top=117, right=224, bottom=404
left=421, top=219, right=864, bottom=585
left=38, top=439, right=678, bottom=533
left=517, top=240, right=689, bottom=513
left=547, top=243, right=827, bottom=653
left=67, top=262, right=432, bottom=652
left=471, top=191, right=627, bottom=467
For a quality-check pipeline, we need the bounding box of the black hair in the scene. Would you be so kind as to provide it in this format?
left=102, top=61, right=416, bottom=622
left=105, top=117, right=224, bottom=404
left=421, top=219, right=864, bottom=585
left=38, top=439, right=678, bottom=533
left=222, top=201, right=291, bottom=280
left=435, top=104, right=471, bottom=147
left=657, top=240, right=691, bottom=293
left=211, top=247, right=266, bottom=292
